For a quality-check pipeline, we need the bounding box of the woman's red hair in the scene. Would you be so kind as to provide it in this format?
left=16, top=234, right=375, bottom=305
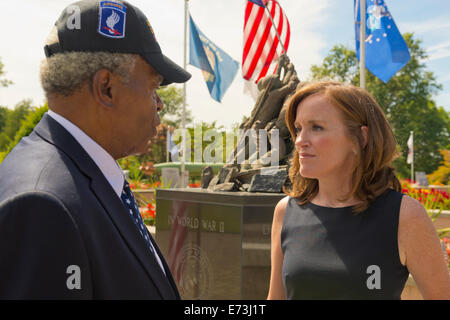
left=284, top=81, right=401, bottom=213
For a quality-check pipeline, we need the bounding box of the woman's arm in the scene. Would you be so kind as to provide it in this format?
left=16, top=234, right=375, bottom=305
left=398, top=196, right=450, bottom=299
left=267, top=196, right=289, bottom=300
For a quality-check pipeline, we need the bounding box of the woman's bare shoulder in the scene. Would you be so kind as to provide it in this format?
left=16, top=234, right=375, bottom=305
left=398, top=195, right=435, bottom=264
left=399, top=195, right=430, bottom=223
left=273, top=196, right=291, bottom=224
left=275, top=195, right=291, bottom=213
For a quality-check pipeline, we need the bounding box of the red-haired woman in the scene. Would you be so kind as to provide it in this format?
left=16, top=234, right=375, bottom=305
left=267, top=82, right=450, bottom=300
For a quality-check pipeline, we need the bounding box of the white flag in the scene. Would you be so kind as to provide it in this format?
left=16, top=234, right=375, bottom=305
left=243, top=79, right=259, bottom=102
left=167, top=131, right=179, bottom=162
left=407, top=132, right=413, bottom=164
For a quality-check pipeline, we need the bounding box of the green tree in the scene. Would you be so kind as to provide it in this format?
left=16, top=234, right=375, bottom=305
left=145, top=121, right=228, bottom=164
left=0, top=100, right=34, bottom=151
left=189, top=121, right=226, bottom=163
left=310, top=33, right=450, bottom=177
left=0, top=106, right=11, bottom=134
left=427, top=150, right=450, bottom=185
left=0, top=58, right=13, bottom=88
left=157, top=85, right=193, bottom=126
left=0, top=103, right=48, bottom=162
left=0, top=106, right=11, bottom=151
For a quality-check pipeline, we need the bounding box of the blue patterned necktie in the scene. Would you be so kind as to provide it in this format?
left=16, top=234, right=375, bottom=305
left=121, top=180, right=155, bottom=255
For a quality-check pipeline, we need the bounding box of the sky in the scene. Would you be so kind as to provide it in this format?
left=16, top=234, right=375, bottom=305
left=0, top=0, right=450, bottom=129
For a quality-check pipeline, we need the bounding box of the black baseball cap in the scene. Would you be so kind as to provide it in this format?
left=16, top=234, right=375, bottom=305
left=44, top=0, right=191, bottom=85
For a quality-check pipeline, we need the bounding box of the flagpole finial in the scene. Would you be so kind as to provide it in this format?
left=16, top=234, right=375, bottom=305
left=263, top=4, right=286, bottom=55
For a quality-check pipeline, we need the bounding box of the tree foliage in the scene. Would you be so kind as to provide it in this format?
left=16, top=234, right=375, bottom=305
left=187, top=121, right=227, bottom=163
left=0, top=106, right=9, bottom=134
left=157, top=85, right=193, bottom=126
left=0, top=100, right=34, bottom=152
left=0, top=103, right=48, bottom=162
left=0, top=58, right=13, bottom=88
left=309, top=33, right=450, bottom=177
left=427, top=150, right=450, bottom=185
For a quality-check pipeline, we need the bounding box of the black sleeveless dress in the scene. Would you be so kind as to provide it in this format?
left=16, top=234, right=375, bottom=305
left=281, top=189, right=409, bottom=299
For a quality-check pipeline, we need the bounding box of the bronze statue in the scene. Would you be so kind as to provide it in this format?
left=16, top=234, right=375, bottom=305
left=206, top=54, right=300, bottom=192
left=242, top=54, right=299, bottom=130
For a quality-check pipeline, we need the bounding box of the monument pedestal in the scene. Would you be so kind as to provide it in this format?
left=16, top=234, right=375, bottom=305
left=155, top=188, right=284, bottom=300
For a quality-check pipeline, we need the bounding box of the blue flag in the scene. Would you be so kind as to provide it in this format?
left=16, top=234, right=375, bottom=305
left=167, top=131, right=179, bottom=162
left=354, top=0, right=411, bottom=83
left=189, top=14, right=239, bottom=102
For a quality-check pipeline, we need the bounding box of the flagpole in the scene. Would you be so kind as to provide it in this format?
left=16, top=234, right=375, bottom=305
left=166, top=126, right=170, bottom=162
left=263, top=4, right=286, bottom=54
left=181, top=0, right=188, bottom=188
left=359, top=0, right=366, bottom=89
left=411, top=131, right=414, bottom=184
left=245, top=0, right=287, bottom=129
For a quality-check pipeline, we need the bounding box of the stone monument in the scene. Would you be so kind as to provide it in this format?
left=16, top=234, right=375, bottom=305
left=155, top=188, right=285, bottom=299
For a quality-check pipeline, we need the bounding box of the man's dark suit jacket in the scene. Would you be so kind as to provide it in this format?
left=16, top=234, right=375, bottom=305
left=0, top=113, right=180, bottom=299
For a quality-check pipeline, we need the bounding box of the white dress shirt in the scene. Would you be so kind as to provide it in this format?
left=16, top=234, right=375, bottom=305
left=47, top=111, right=166, bottom=275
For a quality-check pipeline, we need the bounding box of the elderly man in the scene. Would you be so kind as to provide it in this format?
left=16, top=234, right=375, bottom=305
left=0, top=0, right=190, bottom=299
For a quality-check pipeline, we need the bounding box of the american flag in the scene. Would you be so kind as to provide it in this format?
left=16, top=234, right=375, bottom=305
left=167, top=200, right=189, bottom=285
left=242, top=0, right=291, bottom=83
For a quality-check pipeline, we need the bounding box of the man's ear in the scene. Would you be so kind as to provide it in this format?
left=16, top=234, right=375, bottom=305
left=92, top=69, right=114, bottom=108
left=361, top=125, right=368, bottom=148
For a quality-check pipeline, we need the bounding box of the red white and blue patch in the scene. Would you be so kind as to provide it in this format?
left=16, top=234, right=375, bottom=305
left=98, top=1, right=127, bottom=38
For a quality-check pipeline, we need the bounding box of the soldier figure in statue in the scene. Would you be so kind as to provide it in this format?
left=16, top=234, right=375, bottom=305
left=205, top=54, right=299, bottom=192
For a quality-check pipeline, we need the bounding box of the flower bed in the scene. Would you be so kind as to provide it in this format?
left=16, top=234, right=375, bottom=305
left=141, top=202, right=156, bottom=226
left=401, top=179, right=450, bottom=211
left=132, top=180, right=201, bottom=226
left=129, top=181, right=161, bottom=190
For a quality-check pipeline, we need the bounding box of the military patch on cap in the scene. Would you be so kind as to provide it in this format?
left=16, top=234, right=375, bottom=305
left=98, top=1, right=127, bottom=38
left=146, top=19, right=154, bottom=36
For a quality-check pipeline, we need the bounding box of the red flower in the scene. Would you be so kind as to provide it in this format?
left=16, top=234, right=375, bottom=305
left=153, top=181, right=161, bottom=188
left=140, top=210, right=150, bottom=220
